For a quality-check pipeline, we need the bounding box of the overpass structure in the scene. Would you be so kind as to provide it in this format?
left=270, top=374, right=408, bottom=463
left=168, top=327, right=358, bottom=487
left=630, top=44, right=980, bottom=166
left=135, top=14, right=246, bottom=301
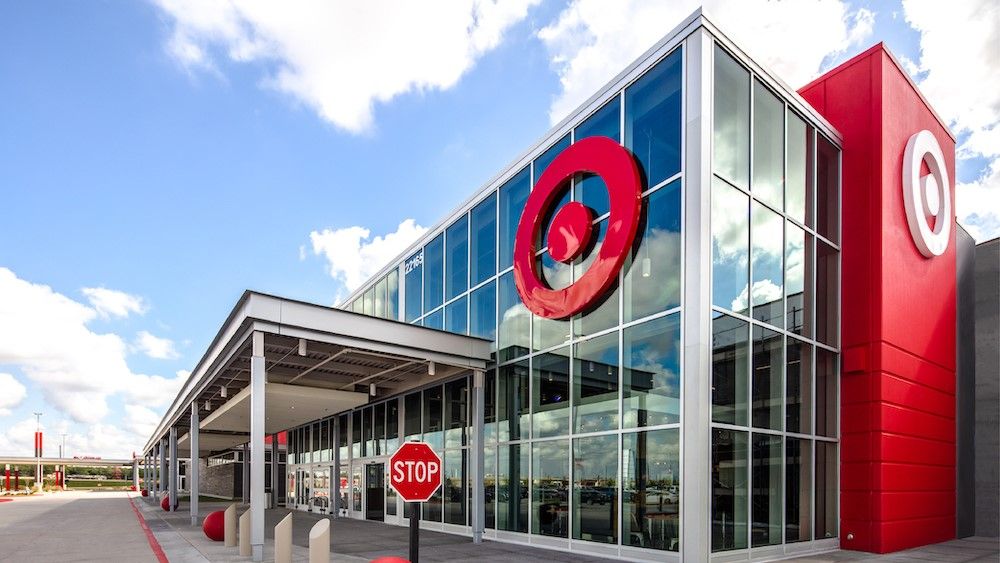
left=0, top=456, right=134, bottom=468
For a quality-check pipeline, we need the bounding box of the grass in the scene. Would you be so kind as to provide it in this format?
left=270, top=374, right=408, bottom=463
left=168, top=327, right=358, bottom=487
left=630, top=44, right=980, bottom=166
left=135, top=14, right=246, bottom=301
left=66, top=479, right=131, bottom=489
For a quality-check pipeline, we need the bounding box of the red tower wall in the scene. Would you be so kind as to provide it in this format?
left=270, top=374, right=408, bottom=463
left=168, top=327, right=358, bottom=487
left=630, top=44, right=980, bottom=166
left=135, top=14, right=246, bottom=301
left=799, top=44, right=957, bottom=554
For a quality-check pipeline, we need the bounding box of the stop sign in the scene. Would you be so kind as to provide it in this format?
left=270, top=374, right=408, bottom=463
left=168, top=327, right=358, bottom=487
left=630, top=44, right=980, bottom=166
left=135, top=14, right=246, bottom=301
left=389, top=442, right=442, bottom=502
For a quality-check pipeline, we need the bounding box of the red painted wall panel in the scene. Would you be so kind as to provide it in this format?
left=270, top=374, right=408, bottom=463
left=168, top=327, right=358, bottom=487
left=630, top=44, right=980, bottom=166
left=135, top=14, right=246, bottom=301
left=799, top=44, right=957, bottom=554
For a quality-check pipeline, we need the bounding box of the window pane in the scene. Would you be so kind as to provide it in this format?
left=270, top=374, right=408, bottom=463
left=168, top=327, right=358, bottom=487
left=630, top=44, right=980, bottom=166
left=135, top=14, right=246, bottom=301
left=573, top=435, right=618, bottom=544
left=423, top=486, right=443, bottom=523
left=485, top=369, right=497, bottom=444
left=532, top=439, right=569, bottom=538
left=498, top=271, right=530, bottom=361
left=351, top=410, right=361, bottom=458
left=386, top=399, right=399, bottom=453
left=712, top=313, right=749, bottom=426
left=816, top=241, right=838, bottom=346
left=352, top=299, right=363, bottom=314
left=786, top=437, right=813, bottom=542
left=573, top=219, right=618, bottom=337
left=623, top=428, right=680, bottom=551
left=752, top=326, right=783, bottom=430
left=575, top=96, right=621, bottom=216
left=445, top=296, right=467, bottom=335
left=404, top=392, right=421, bottom=441
left=423, top=308, right=443, bottom=330
left=623, top=313, right=681, bottom=428
left=498, top=360, right=529, bottom=442
left=751, top=433, right=782, bottom=547
left=387, top=269, right=399, bottom=321
left=444, top=449, right=467, bottom=525
left=625, top=48, right=682, bottom=187
left=445, top=378, right=468, bottom=449
left=786, top=338, right=813, bottom=434
left=404, top=251, right=423, bottom=323
left=751, top=202, right=784, bottom=327
left=470, top=281, right=496, bottom=341
left=533, top=251, right=571, bottom=351
left=714, top=46, right=750, bottom=190
left=338, top=414, right=348, bottom=461
left=816, top=349, right=838, bottom=437
left=712, top=178, right=750, bottom=315
left=373, top=403, right=385, bottom=457
left=423, top=234, right=444, bottom=313
left=786, top=222, right=813, bottom=336
left=423, top=385, right=443, bottom=450
left=533, top=348, right=570, bottom=438
left=712, top=428, right=748, bottom=551
left=471, top=194, right=497, bottom=285
left=363, top=287, right=374, bottom=316
left=374, top=278, right=387, bottom=319
left=815, top=441, right=838, bottom=538
left=816, top=135, right=840, bottom=243
left=485, top=446, right=496, bottom=528
left=446, top=215, right=469, bottom=300
left=752, top=79, right=783, bottom=210
left=786, top=111, right=813, bottom=225
left=624, top=180, right=682, bottom=322
left=363, top=407, right=373, bottom=457
left=498, top=167, right=530, bottom=270
left=497, top=444, right=528, bottom=533
left=573, top=332, right=619, bottom=434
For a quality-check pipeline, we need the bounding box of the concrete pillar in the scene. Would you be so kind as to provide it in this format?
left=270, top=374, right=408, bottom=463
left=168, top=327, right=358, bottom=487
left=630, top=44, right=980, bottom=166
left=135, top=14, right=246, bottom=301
left=332, top=417, right=340, bottom=517
left=169, top=427, right=178, bottom=511
left=224, top=503, right=237, bottom=547
left=471, top=369, right=485, bottom=544
left=190, top=402, right=200, bottom=526
left=250, top=331, right=267, bottom=561
left=270, top=433, right=278, bottom=509
left=242, top=443, right=249, bottom=504
left=275, top=512, right=292, bottom=563
left=308, top=519, right=330, bottom=563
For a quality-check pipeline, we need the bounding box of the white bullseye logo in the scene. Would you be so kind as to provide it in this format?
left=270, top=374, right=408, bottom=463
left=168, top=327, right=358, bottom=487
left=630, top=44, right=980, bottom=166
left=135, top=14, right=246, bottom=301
left=902, top=130, right=951, bottom=257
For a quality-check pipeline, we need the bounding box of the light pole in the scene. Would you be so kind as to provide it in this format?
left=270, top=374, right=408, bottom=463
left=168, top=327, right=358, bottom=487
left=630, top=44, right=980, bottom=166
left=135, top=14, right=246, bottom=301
left=33, top=412, right=42, bottom=490
left=60, top=434, right=67, bottom=459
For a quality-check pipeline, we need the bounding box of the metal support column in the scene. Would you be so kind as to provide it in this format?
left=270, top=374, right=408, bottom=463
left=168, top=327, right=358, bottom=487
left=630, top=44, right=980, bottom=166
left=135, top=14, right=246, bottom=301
left=332, top=417, right=340, bottom=517
left=133, top=458, right=139, bottom=491
left=169, top=427, right=178, bottom=511
left=249, top=331, right=266, bottom=561
left=159, top=438, right=167, bottom=496
left=190, top=402, right=200, bottom=526
left=242, top=443, right=249, bottom=503
left=471, top=369, right=486, bottom=544
left=270, top=434, right=278, bottom=509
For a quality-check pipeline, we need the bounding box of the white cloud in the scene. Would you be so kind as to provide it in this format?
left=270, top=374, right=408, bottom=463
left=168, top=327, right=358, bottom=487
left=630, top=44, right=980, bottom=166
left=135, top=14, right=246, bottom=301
left=731, top=279, right=783, bottom=313
left=901, top=0, right=1000, bottom=242
left=310, top=218, right=428, bottom=295
left=153, top=0, right=540, bottom=134
left=134, top=331, right=180, bottom=360
left=81, top=286, right=148, bottom=319
left=538, top=0, right=875, bottom=125
left=126, top=370, right=190, bottom=410
left=0, top=373, right=27, bottom=416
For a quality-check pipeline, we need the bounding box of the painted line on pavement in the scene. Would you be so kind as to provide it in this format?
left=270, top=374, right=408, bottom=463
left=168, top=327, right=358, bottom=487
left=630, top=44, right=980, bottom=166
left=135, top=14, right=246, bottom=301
left=128, top=494, right=169, bottom=563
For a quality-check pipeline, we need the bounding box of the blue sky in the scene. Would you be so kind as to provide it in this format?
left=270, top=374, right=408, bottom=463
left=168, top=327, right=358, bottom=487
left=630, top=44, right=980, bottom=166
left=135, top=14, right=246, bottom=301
left=0, top=0, right=996, bottom=458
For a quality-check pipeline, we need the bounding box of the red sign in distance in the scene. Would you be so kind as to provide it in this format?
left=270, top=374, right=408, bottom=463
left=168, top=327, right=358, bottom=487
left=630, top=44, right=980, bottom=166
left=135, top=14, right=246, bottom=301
left=513, top=136, right=643, bottom=319
left=389, top=442, right=441, bottom=503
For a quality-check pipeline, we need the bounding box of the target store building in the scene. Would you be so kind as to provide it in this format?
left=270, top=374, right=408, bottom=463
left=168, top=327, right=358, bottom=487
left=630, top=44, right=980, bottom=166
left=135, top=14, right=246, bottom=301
left=144, top=9, right=998, bottom=562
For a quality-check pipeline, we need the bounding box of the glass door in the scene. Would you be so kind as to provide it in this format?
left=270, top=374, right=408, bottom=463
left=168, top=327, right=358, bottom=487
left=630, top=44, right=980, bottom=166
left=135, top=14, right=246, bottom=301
left=297, top=467, right=312, bottom=511
left=312, top=466, right=330, bottom=514
left=351, top=464, right=363, bottom=518
left=365, top=462, right=385, bottom=521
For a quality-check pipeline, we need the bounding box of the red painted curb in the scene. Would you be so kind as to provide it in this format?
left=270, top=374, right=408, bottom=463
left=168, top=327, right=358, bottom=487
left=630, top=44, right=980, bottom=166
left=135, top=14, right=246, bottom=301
left=128, top=494, right=169, bottom=563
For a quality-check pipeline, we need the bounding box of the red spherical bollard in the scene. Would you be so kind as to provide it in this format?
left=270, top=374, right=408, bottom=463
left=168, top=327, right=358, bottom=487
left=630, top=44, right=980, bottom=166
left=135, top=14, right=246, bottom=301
left=141, top=489, right=149, bottom=497
left=160, top=495, right=170, bottom=511
left=203, top=510, right=225, bottom=541
left=370, top=558, right=410, bottom=563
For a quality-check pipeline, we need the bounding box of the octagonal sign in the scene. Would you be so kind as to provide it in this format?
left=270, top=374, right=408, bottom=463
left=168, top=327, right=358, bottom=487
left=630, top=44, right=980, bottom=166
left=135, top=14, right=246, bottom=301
left=389, top=441, right=441, bottom=503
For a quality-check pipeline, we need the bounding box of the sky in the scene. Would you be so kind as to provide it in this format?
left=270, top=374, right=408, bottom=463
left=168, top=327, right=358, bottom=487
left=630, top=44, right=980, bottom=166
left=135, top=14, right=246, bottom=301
left=0, top=0, right=996, bottom=459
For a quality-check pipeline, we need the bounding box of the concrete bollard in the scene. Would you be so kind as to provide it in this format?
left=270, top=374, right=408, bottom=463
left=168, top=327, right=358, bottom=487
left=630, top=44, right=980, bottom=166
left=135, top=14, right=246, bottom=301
left=274, top=512, right=293, bottom=563
left=239, top=510, right=251, bottom=556
left=308, top=519, right=330, bottom=563
left=224, top=504, right=237, bottom=547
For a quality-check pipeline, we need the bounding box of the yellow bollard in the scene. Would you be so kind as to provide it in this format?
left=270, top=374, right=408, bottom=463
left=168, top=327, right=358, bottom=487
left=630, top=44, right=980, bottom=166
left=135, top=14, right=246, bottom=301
left=274, top=512, right=293, bottom=563
left=224, top=504, right=237, bottom=547
left=308, top=519, right=330, bottom=563
left=239, top=510, right=251, bottom=556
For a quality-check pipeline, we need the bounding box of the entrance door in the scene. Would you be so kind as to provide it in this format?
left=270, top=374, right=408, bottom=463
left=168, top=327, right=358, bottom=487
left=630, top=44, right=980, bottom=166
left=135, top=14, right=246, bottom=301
left=312, top=467, right=330, bottom=514
left=296, top=468, right=312, bottom=510
left=365, top=463, right=385, bottom=521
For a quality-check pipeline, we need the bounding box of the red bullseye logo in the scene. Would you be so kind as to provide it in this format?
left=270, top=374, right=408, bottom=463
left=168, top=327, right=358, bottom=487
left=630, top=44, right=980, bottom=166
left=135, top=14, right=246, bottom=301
left=513, top=136, right=643, bottom=319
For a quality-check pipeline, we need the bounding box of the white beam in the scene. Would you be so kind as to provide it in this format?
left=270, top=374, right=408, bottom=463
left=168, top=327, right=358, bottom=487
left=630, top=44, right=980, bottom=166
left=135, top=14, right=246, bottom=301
left=169, top=428, right=178, bottom=511
left=190, top=402, right=200, bottom=526
left=250, top=331, right=266, bottom=561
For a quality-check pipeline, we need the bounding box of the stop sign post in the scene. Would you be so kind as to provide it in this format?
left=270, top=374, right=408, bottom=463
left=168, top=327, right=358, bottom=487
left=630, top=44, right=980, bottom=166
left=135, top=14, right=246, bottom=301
left=389, top=442, right=441, bottom=563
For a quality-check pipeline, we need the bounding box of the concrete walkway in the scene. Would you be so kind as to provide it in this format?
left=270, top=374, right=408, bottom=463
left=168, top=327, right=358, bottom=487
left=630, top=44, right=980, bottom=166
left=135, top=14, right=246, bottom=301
left=788, top=537, right=999, bottom=562
left=0, top=490, right=159, bottom=562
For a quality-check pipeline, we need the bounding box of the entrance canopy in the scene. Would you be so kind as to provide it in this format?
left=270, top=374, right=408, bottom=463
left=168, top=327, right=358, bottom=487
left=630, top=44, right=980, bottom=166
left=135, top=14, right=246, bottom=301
left=147, top=290, right=491, bottom=458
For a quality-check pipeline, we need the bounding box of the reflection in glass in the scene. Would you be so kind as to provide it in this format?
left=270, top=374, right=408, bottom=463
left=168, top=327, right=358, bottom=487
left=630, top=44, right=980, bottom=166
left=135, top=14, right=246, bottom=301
left=446, top=215, right=468, bottom=300
left=375, top=277, right=387, bottom=318
left=498, top=167, right=530, bottom=270
left=386, top=399, right=399, bottom=453
left=573, top=219, right=618, bottom=337
left=573, top=332, right=619, bottom=433
left=445, top=378, right=467, bottom=449
left=387, top=270, right=399, bottom=321
left=786, top=437, right=812, bottom=542
left=786, top=110, right=813, bottom=225
left=338, top=414, right=348, bottom=461
left=470, top=281, right=496, bottom=341
left=498, top=271, right=529, bottom=361
left=352, top=299, right=363, bottom=314
left=536, top=135, right=572, bottom=247
left=625, top=48, right=682, bottom=187
left=816, top=135, right=840, bottom=243
left=575, top=97, right=620, bottom=216
left=751, top=433, right=781, bottom=547
left=498, top=361, right=529, bottom=442
left=712, top=428, right=748, bottom=551
left=533, top=251, right=572, bottom=351
left=752, top=79, right=784, bottom=210
left=751, top=202, right=784, bottom=327
left=485, top=446, right=496, bottom=528
left=497, top=444, right=528, bottom=533
left=363, top=407, right=373, bottom=457
left=786, top=338, right=813, bottom=434
left=623, top=429, right=680, bottom=551
left=712, top=314, right=749, bottom=426
left=485, top=369, right=496, bottom=444
left=714, top=45, right=750, bottom=191
left=445, top=296, right=467, bottom=335
left=444, top=449, right=467, bottom=525
left=352, top=411, right=361, bottom=458
left=363, top=287, right=374, bottom=316
left=373, top=402, right=385, bottom=456
left=532, top=440, right=569, bottom=538
left=752, top=326, right=783, bottom=430
left=815, top=441, right=838, bottom=538
left=423, top=234, right=444, bottom=313
left=573, top=435, right=618, bottom=544
left=712, top=178, right=750, bottom=316
left=786, top=222, right=812, bottom=336
left=623, top=313, right=681, bottom=428
left=816, top=241, right=838, bottom=346
left=423, top=308, right=443, bottom=330
left=624, top=180, right=682, bottom=322
left=533, top=349, right=570, bottom=438
left=423, top=385, right=443, bottom=450
left=404, top=392, right=421, bottom=441
left=471, top=194, right=497, bottom=286
left=816, top=349, right=838, bottom=437
left=404, top=251, right=423, bottom=323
